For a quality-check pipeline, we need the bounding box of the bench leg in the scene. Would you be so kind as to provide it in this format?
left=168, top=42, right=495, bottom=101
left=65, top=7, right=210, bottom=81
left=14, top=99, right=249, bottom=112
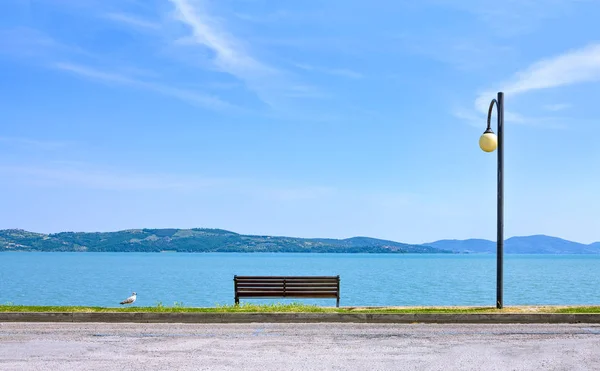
left=235, top=296, right=239, bottom=305
left=336, top=297, right=340, bottom=308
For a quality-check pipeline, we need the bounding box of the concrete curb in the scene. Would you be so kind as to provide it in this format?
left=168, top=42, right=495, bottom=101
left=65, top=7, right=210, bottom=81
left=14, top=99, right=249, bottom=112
left=1, top=312, right=600, bottom=324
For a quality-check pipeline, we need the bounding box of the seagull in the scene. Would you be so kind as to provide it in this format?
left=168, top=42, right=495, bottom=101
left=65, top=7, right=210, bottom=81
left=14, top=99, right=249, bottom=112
left=120, top=292, right=137, bottom=305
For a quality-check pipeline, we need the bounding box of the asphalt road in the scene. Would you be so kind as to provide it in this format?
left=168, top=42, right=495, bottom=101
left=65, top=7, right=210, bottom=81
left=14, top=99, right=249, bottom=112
left=1, top=322, right=599, bottom=370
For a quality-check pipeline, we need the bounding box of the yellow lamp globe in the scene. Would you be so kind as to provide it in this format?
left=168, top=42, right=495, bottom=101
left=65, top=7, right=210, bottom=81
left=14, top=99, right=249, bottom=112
left=479, top=131, right=498, bottom=152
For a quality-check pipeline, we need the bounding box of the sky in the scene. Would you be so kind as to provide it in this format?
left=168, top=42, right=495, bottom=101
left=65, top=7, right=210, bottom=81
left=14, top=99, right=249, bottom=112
left=1, top=0, right=600, bottom=244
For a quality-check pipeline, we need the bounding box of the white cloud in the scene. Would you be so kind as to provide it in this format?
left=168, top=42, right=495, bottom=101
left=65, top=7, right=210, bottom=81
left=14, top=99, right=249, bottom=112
left=451, top=108, right=485, bottom=128
left=454, top=105, right=568, bottom=129
left=502, top=43, right=600, bottom=96
left=453, top=107, right=533, bottom=127
left=233, top=10, right=293, bottom=23
left=282, top=84, right=331, bottom=99
left=0, top=165, right=226, bottom=191
left=103, top=13, right=160, bottom=30
left=0, top=164, right=339, bottom=201
left=55, top=62, right=235, bottom=110
left=543, top=103, right=572, bottom=112
left=431, top=0, right=590, bottom=37
left=0, top=137, right=69, bottom=151
left=0, top=27, right=89, bottom=60
left=266, top=186, right=337, bottom=201
left=168, top=0, right=275, bottom=82
left=476, top=43, right=600, bottom=112
left=294, top=63, right=363, bottom=79
left=167, top=0, right=321, bottom=106
left=467, top=43, right=600, bottom=126
left=392, top=32, right=516, bottom=72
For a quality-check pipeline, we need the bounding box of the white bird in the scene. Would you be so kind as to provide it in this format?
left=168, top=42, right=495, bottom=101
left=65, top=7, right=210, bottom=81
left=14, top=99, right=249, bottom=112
left=120, top=292, right=137, bottom=305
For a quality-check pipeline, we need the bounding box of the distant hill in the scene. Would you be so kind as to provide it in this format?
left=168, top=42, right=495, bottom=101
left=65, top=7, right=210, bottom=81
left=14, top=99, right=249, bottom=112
left=425, top=235, right=600, bottom=254
left=0, top=229, right=448, bottom=254
left=589, top=242, right=600, bottom=249
left=425, top=239, right=496, bottom=254
left=2, top=229, right=598, bottom=254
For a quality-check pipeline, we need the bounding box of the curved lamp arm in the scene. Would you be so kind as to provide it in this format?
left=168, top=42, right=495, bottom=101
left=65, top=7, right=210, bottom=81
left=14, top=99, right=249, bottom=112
left=486, top=99, right=499, bottom=133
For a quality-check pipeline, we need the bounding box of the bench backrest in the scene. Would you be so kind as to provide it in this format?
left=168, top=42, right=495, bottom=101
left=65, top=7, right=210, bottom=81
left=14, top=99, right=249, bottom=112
left=234, top=275, right=340, bottom=299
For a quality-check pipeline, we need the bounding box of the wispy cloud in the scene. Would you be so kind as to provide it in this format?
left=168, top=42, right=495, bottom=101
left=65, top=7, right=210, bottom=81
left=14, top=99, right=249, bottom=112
left=0, top=163, right=338, bottom=200
left=392, top=32, right=516, bottom=72
left=103, top=12, right=161, bottom=30
left=431, top=0, right=589, bottom=37
left=233, top=10, right=324, bottom=25
left=452, top=107, right=568, bottom=129
left=499, top=43, right=600, bottom=97
left=453, top=107, right=531, bottom=127
left=0, top=137, right=69, bottom=151
left=475, top=43, right=600, bottom=112
left=234, top=10, right=293, bottom=23
left=0, top=27, right=88, bottom=60
left=168, top=0, right=275, bottom=85
left=294, top=63, right=363, bottom=79
left=55, top=62, right=235, bottom=110
left=167, top=0, right=321, bottom=107
left=282, top=84, right=331, bottom=99
left=464, top=43, right=600, bottom=127
left=0, top=165, right=226, bottom=191
left=543, top=103, right=573, bottom=112
left=266, top=186, right=336, bottom=201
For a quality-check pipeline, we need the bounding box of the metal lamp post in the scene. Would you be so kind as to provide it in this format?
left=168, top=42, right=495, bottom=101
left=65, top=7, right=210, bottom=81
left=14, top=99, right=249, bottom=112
left=479, top=91, right=504, bottom=309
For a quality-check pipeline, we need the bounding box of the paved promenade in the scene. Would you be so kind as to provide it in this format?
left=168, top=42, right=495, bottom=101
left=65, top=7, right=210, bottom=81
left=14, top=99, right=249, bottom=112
left=1, top=322, right=599, bottom=370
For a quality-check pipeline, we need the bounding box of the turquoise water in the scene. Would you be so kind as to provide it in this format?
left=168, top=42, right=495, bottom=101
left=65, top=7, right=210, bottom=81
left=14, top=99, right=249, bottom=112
left=0, top=253, right=598, bottom=307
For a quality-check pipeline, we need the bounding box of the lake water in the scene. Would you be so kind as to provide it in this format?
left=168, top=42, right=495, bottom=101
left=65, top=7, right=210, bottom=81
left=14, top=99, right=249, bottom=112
left=1, top=253, right=599, bottom=307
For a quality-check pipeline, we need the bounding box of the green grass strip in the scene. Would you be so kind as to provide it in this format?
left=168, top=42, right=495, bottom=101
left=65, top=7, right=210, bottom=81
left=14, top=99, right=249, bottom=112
left=1, top=302, right=600, bottom=314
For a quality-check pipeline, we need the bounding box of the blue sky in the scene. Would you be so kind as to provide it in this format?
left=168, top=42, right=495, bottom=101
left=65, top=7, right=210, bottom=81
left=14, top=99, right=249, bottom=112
left=1, top=0, right=600, bottom=244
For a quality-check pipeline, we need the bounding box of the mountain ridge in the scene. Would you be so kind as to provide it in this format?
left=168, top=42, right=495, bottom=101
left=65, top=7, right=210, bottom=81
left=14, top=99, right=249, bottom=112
left=425, top=234, right=600, bottom=254
left=1, top=229, right=598, bottom=254
left=0, top=228, right=447, bottom=254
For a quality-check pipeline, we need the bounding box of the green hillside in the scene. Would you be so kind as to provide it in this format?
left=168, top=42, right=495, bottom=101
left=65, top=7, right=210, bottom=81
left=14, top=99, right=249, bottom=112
left=0, top=228, right=449, bottom=253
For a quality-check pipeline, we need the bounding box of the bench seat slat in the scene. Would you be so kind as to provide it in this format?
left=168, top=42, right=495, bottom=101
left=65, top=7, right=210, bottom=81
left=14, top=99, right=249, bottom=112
left=237, top=290, right=339, bottom=293
left=236, top=279, right=337, bottom=282
left=234, top=275, right=340, bottom=307
left=235, top=281, right=338, bottom=285
left=237, top=277, right=337, bottom=282
left=235, top=276, right=338, bottom=279
left=237, top=289, right=338, bottom=293
left=237, top=293, right=338, bottom=298
left=237, top=283, right=339, bottom=288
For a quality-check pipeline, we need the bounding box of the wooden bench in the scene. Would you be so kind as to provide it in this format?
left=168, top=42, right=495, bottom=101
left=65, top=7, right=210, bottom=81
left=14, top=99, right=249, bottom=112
left=234, top=275, right=340, bottom=307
